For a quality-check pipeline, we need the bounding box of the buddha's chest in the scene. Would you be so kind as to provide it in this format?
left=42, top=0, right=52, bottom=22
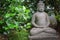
left=36, top=13, right=46, bottom=19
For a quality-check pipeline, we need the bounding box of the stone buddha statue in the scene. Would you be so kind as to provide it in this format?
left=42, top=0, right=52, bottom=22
left=29, top=1, right=59, bottom=40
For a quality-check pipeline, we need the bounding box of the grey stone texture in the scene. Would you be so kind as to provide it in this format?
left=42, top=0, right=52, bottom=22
left=29, top=1, right=59, bottom=40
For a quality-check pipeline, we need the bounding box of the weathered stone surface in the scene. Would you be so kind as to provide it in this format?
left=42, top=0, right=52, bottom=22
left=29, top=1, right=59, bottom=40
left=29, top=37, right=59, bottom=40
left=29, top=31, right=59, bottom=40
left=30, top=27, right=57, bottom=36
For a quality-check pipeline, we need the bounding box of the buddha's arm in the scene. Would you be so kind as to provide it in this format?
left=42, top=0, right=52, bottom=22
left=31, top=14, right=42, bottom=28
left=46, top=14, right=50, bottom=27
left=31, top=14, right=40, bottom=27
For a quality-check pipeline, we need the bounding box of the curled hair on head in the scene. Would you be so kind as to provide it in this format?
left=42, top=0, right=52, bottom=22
left=37, top=1, right=45, bottom=11
left=37, top=1, right=44, bottom=7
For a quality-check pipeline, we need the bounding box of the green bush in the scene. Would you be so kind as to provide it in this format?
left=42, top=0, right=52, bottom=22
left=8, top=29, right=29, bottom=40
left=0, top=0, right=36, bottom=40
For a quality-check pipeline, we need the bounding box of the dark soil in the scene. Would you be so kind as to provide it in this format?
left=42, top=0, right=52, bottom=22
left=0, top=34, right=8, bottom=40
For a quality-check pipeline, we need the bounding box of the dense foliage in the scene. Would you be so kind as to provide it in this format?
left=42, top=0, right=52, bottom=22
left=0, top=0, right=37, bottom=40
left=0, top=0, right=60, bottom=40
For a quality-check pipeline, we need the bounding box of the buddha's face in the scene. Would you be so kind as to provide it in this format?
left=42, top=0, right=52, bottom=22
left=37, top=3, right=45, bottom=12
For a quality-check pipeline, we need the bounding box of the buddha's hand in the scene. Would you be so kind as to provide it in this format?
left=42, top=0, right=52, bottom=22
left=35, top=26, right=43, bottom=28
left=38, top=26, right=44, bottom=28
left=39, top=26, right=47, bottom=28
left=43, top=27, right=49, bottom=30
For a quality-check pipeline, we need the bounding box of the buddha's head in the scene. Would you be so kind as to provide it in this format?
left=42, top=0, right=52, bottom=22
left=37, top=1, right=45, bottom=12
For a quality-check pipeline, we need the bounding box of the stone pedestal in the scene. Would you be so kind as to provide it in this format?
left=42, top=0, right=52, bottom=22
left=29, top=35, right=59, bottom=40
left=29, top=32, right=60, bottom=40
left=29, top=37, right=59, bottom=40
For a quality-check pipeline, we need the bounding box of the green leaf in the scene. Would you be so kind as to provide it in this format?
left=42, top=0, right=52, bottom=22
left=5, top=13, right=11, bottom=18
left=26, top=23, right=31, bottom=29
left=0, top=20, right=4, bottom=24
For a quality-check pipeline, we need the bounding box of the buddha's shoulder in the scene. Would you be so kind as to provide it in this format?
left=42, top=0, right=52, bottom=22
left=33, top=12, right=39, bottom=15
left=32, top=12, right=38, bottom=16
left=43, top=12, right=48, bottom=15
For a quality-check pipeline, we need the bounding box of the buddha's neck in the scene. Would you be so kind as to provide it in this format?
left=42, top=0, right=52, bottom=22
left=37, top=11, right=44, bottom=13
